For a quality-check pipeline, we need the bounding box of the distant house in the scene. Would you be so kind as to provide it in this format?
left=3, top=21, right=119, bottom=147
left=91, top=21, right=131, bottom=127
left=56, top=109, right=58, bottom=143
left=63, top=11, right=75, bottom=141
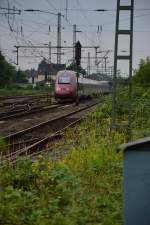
left=37, top=60, right=65, bottom=83
left=25, top=61, right=65, bottom=85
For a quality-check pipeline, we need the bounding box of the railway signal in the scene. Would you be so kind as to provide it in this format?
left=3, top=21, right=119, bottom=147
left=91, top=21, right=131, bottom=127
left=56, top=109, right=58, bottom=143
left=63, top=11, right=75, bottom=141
left=75, top=41, right=81, bottom=105
left=75, top=41, right=82, bottom=66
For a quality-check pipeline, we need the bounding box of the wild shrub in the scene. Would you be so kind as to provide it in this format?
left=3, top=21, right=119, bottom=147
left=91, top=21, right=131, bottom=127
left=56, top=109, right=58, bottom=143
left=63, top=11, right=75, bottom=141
left=0, top=86, right=149, bottom=225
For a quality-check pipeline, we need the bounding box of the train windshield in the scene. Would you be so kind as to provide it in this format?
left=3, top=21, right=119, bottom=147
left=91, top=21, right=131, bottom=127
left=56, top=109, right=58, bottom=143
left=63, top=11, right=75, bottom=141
left=58, top=75, right=70, bottom=84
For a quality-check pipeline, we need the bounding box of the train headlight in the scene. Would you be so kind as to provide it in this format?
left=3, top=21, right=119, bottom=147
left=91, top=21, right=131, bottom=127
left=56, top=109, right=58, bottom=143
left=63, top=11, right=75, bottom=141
left=66, top=87, right=70, bottom=91
left=56, top=87, right=61, bottom=91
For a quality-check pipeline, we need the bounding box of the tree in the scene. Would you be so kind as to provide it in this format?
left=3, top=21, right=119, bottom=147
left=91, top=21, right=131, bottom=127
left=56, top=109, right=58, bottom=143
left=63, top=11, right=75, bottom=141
left=0, top=51, right=27, bottom=87
left=66, top=63, right=86, bottom=75
left=133, top=57, right=150, bottom=86
left=0, top=51, right=16, bottom=86
left=13, top=69, right=28, bottom=83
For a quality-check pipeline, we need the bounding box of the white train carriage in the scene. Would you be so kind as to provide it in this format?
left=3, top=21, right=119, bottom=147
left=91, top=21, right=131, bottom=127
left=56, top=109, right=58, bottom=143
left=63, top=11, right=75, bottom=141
left=78, top=74, right=111, bottom=97
left=54, top=70, right=111, bottom=101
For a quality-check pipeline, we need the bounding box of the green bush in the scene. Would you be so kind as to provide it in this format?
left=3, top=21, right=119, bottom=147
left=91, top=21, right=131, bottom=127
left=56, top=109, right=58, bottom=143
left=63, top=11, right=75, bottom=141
left=0, top=86, right=150, bottom=225
left=133, top=57, right=150, bottom=86
left=0, top=138, right=7, bottom=153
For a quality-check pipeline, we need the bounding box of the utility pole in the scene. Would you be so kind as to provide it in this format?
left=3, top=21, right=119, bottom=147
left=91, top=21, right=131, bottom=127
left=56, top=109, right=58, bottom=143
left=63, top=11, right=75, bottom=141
left=23, top=9, right=63, bottom=64
left=101, top=64, right=104, bottom=74
left=104, top=57, right=108, bottom=73
left=95, top=47, right=99, bottom=73
left=111, top=66, right=114, bottom=78
left=14, top=46, right=19, bottom=65
left=87, top=52, right=90, bottom=76
left=48, top=41, right=51, bottom=64
left=13, top=45, right=98, bottom=66
left=73, top=24, right=76, bottom=68
left=65, top=0, right=68, bottom=20
left=57, top=12, right=61, bottom=64
left=0, top=6, right=21, bottom=15
left=73, top=25, right=82, bottom=70
left=111, top=0, right=134, bottom=140
left=75, top=41, right=82, bottom=105
left=110, top=66, right=113, bottom=78
left=16, top=46, right=19, bottom=65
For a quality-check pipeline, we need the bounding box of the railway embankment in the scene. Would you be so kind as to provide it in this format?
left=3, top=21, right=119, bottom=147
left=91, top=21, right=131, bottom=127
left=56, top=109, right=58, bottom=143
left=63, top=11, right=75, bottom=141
left=0, top=86, right=150, bottom=225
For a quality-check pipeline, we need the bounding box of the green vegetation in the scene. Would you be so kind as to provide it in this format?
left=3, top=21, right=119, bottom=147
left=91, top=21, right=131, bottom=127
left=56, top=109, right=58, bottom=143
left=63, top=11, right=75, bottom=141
left=0, top=138, right=7, bottom=153
left=66, top=63, right=86, bottom=75
left=0, top=108, right=122, bottom=225
left=0, top=57, right=150, bottom=224
left=133, top=57, right=150, bottom=86
left=0, top=85, right=53, bottom=96
left=0, top=84, right=150, bottom=225
left=0, top=51, right=27, bottom=87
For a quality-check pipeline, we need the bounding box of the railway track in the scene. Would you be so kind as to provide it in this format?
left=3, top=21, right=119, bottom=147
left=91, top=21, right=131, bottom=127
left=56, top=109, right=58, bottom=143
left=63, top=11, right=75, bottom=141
left=0, top=101, right=90, bottom=137
left=0, top=103, right=59, bottom=120
left=1, top=101, right=99, bottom=163
left=0, top=93, right=52, bottom=101
left=0, top=93, right=53, bottom=112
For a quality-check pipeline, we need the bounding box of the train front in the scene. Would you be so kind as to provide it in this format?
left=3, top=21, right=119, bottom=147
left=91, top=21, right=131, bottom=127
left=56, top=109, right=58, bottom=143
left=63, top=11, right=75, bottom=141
left=55, top=70, right=77, bottom=100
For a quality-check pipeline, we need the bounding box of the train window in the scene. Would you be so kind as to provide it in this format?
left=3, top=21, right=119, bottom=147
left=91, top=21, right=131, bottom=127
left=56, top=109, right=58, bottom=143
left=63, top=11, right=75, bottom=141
left=58, top=76, right=70, bottom=84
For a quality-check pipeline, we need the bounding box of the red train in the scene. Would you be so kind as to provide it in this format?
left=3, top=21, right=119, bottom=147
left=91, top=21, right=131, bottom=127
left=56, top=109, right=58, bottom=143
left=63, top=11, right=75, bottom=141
left=55, top=70, right=77, bottom=100
left=55, top=70, right=111, bottom=101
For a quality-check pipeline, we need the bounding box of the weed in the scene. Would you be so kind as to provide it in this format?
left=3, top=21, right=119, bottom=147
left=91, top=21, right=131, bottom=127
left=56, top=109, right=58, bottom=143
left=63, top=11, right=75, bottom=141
left=0, top=86, right=149, bottom=225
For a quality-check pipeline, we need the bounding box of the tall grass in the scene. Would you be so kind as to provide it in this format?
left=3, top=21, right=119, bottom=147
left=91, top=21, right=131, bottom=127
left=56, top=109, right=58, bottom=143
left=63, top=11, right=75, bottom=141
left=0, top=86, right=149, bottom=225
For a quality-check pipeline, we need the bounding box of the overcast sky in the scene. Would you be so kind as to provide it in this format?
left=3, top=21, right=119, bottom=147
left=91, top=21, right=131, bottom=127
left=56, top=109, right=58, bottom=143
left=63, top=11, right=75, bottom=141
left=0, top=0, right=150, bottom=75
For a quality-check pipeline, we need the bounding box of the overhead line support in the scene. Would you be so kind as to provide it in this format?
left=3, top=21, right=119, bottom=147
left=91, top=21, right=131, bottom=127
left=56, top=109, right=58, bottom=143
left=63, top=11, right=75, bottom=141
left=111, top=0, right=134, bottom=140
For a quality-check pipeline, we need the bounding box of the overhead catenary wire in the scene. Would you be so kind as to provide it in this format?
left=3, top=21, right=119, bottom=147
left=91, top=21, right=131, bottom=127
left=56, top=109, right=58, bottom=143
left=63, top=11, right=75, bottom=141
left=0, top=1, right=150, bottom=71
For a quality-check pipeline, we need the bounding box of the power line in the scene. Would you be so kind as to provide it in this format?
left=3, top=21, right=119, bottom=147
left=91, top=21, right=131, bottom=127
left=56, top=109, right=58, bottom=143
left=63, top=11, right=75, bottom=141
left=0, top=7, right=21, bottom=15
left=75, top=0, right=97, bottom=46
left=8, top=7, right=150, bottom=13
left=45, top=0, right=58, bottom=12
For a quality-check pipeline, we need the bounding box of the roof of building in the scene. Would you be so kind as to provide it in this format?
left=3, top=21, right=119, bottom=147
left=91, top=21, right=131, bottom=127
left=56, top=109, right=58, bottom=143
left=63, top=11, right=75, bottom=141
left=38, top=60, right=65, bottom=75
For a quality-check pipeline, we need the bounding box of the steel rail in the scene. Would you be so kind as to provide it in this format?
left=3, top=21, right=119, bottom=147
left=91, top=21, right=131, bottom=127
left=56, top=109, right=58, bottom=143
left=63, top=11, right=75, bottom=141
left=2, top=101, right=99, bottom=163
left=0, top=104, right=59, bottom=120
left=0, top=93, right=52, bottom=100
left=4, top=101, right=98, bottom=143
left=8, top=118, right=82, bottom=163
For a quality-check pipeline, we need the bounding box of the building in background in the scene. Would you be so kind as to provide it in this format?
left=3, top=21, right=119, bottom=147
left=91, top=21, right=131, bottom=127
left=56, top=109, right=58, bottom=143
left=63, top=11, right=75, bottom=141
left=26, top=60, right=65, bottom=86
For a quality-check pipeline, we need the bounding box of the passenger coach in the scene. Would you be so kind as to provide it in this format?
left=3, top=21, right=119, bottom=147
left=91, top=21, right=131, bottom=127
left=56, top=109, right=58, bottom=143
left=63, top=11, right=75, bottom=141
left=55, top=70, right=111, bottom=101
